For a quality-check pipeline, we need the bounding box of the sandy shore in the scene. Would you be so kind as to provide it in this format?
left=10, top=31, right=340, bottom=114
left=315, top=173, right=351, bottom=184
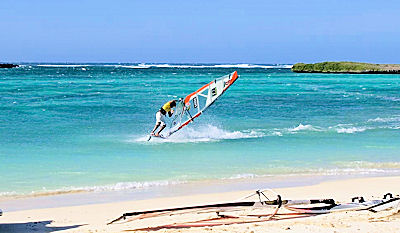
left=1, top=176, right=399, bottom=232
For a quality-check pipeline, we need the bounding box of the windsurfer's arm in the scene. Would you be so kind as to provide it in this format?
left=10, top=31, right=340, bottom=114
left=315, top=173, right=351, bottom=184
left=168, top=109, right=174, bottom=117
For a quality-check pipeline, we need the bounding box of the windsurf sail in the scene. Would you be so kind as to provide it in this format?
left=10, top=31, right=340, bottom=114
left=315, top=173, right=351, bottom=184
left=108, top=189, right=334, bottom=225
left=163, top=71, right=239, bottom=138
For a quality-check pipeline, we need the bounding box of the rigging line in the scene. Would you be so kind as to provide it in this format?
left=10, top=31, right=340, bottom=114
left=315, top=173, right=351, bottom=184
left=186, top=108, right=194, bottom=122
left=256, top=190, right=262, bottom=203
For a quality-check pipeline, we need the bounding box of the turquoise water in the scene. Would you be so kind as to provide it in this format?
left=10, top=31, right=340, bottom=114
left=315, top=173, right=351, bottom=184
left=1, top=64, right=400, bottom=196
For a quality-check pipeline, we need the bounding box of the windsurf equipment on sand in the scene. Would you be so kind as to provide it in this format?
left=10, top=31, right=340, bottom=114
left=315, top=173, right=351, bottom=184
left=108, top=190, right=399, bottom=229
left=285, top=193, right=400, bottom=214
left=108, top=189, right=334, bottom=225
left=148, top=71, right=239, bottom=141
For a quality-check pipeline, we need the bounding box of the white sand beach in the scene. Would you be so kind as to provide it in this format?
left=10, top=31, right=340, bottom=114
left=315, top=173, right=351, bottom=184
left=1, top=176, right=399, bottom=233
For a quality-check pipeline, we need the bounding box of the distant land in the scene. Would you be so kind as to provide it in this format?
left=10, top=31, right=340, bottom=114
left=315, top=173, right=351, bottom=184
left=0, top=63, right=19, bottom=68
left=292, top=62, right=400, bottom=74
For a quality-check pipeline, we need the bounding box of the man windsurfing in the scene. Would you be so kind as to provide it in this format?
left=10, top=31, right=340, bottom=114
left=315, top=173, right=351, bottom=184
left=150, top=100, right=177, bottom=137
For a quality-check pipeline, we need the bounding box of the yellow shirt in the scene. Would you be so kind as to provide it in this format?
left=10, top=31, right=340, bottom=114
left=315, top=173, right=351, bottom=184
left=162, top=101, right=174, bottom=113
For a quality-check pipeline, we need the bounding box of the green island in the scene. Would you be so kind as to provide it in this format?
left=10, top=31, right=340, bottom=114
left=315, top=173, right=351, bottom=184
left=292, top=62, right=400, bottom=74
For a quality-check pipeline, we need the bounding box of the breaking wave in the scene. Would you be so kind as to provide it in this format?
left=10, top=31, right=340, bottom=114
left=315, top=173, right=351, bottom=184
left=332, top=126, right=370, bottom=134
left=0, top=180, right=185, bottom=198
left=33, top=63, right=292, bottom=69
left=117, top=63, right=293, bottom=69
left=283, top=119, right=400, bottom=135
left=225, top=173, right=260, bottom=180
left=36, top=64, right=91, bottom=67
left=335, top=161, right=400, bottom=169
left=64, top=180, right=184, bottom=192
left=221, top=162, right=400, bottom=180
left=3, top=161, right=400, bottom=198
left=134, top=118, right=400, bottom=143
left=134, top=124, right=265, bottom=143
left=368, top=116, right=400, bottom=123
left=288, top=124, right=322, bottom=132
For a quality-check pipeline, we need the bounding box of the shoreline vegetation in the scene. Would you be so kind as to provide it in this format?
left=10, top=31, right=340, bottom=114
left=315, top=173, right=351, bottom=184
left=292, top=62, right=400, bottom=74
left=0, top=63, right=18, bottom=68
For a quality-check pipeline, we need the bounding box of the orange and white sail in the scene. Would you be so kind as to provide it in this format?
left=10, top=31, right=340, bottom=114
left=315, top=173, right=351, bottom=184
left=166, top=71, right=239, bottom=137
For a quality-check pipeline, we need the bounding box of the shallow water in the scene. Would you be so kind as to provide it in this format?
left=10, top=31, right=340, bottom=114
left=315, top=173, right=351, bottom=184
left=1, top=64, right=399, bottom=196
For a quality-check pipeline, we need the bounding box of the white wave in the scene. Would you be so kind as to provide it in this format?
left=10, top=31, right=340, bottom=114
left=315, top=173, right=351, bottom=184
left=335, top=126, right=369, bottom=134
left=315, top=168, right=399, bottom=176
left=111, top=64, right=151, bottom=69
left=74, top=180, right=184, bottom=192
left=135, top=125, right=265, bottom=143
left=270, top=165, right=400, bottom=177
left=335, top=161, right=400, bottom=169
left=212, top=64, right=292, bottom=69
left=225, top=173, right=259, bottom=179
left=288, top=124, right=322, bottom=132
left=272, top=131, right=283, bottom=136
left=34, top=63, right=292, bottom=69
left=11, top=180, right=185, bottom=197
left=4, top=161, right=400, bottom=197
left=37, top=64, right=91, bottom=67
left=224, top=164, right=400, bottom=180
left=134, top=121, right=395, bottom=144
left=368, top=116, right=400, bottom=123
left=0, top=191, right=18, bottom=196
left=112, top=64, right=292, bottom=69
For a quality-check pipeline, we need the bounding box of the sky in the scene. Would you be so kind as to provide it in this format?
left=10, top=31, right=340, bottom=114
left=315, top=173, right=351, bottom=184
left=1, top=0, right=399, bottom=63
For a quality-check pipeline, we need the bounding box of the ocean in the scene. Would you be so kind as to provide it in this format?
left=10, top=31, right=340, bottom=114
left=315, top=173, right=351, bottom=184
left=1, top=64, right=400, bottom=198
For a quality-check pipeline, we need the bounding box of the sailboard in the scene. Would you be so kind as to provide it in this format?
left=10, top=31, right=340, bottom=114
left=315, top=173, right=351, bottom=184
left=152, top=71, right=239, bottom=140
left=285, top=193, right=400, bottom=214
left=147, top=134, right=166, bottom=141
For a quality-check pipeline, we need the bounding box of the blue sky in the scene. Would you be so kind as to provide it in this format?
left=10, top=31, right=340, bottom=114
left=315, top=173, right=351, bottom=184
left=1, top=0, right=399, bottom=63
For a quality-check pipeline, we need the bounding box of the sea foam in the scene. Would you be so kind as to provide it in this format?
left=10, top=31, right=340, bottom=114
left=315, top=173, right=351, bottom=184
left=334, top=126, right=369, bottom=134
left=368, top=116, right=400, bottom=123
left=111, top=63, right=292, bottom=69
left=288, top=124, right=322, bottom=132
left=134, top=124, right=265, bottom=143
left=0, top=180, right=185, bottom=198
left=37, top=64, right=91, bottom=67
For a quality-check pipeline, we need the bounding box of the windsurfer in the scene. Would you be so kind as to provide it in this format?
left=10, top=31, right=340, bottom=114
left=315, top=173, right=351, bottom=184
left=151, top=100, right=177, bottom=136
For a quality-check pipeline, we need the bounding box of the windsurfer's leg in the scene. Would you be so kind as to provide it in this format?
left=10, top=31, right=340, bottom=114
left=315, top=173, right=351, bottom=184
left=154, top=111, right=166, bottom=136
left=156, top=124, right=166, bottom=136
left=152, top=111, right=163, bottom=135
left=151, top=122, right=160, bottom=135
